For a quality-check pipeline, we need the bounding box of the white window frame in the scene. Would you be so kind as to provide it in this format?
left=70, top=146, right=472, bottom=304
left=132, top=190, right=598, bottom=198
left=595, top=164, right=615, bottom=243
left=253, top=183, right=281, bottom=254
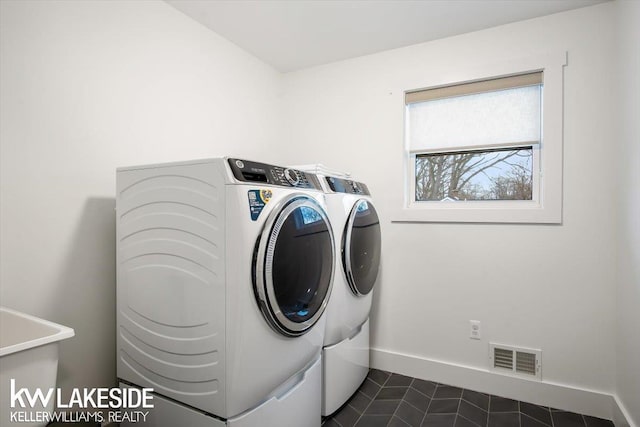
left=393, top=51, right=567, bottom=224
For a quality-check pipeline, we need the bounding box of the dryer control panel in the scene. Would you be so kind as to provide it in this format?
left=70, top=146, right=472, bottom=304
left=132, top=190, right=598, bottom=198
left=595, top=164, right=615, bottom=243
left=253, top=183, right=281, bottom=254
left=325, top=176, right=371, bottom=195
left=228, top=158, right=321, bottom=189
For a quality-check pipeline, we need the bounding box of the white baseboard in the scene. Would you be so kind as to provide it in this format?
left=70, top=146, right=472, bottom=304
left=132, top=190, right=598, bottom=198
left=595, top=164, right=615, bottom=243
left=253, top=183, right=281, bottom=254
left=613, top=394, right=637, bottom=427
left=371, top=347, right=630, bottom=424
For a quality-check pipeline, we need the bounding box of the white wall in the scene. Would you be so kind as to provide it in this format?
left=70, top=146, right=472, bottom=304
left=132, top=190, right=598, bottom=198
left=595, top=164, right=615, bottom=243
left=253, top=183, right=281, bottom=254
left=282, top=2, right=619, bottom=412
left=2, top=0, right=637, bottom=421
left=0, top=0, right=282, bottom=395
left=615, top=1, right=640, bottom=424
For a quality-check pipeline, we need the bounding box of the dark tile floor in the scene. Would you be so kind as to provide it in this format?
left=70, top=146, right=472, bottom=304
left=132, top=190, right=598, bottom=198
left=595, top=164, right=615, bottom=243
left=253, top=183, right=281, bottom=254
left=322, top=369, right=615, bottom=427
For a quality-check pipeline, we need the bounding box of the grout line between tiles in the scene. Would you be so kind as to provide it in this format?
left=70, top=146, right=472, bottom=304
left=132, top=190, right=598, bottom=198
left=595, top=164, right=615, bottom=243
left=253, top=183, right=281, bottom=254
left=460, top=396, right=489, bottom=413
left=458, top=412, right=483, bottom=427
left=410, top=383, right=436, bottom=398
left=351, top=373, right=389, bottom=426
left=401, top=396, right=429, bottom=414
left=455, top=397, right=462, bottom=426
left=521, top=412, right=552, bottom=427
left=389, top=385, right=410, bottom=426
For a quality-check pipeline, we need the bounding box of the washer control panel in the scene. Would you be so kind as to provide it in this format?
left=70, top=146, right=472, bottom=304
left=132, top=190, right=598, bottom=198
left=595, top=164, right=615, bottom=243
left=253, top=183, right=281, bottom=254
left=228, top=158, right=320, bottom=189
left=325, top=176, right=371, bottom=195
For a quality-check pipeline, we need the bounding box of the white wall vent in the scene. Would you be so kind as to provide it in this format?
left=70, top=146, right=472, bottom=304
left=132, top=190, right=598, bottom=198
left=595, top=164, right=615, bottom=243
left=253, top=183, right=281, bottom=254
left=489, top=343, right=542, bottom=380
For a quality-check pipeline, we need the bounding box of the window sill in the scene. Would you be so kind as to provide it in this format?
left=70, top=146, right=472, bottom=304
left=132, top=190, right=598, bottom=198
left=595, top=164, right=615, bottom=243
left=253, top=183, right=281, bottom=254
left=391, top=202, right=561, bottom=224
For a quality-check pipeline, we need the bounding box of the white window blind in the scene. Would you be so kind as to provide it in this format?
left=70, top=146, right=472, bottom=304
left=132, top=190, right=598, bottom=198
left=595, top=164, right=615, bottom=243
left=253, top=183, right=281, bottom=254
left=406, top=72, right=542, bottom=153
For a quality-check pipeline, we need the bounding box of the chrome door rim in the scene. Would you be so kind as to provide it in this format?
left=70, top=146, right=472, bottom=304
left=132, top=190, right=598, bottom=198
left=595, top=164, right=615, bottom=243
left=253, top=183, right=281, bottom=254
left=254, top=194, right=334, bottom=337
left=343, top=198, right=378, bottom=296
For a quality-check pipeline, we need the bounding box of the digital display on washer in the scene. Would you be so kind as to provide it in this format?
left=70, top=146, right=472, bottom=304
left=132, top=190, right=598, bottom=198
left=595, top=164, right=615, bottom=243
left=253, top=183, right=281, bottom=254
left=325, top=176, right=370, bottom=195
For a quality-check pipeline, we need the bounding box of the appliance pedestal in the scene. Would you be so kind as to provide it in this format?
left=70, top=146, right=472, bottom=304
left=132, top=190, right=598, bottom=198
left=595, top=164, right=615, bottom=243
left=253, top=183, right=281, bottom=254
left=322, top=319, right=370, bottom=416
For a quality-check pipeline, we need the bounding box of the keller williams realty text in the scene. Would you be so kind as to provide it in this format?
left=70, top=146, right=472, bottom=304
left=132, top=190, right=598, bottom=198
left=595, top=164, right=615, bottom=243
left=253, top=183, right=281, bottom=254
left=10, top=410, right=150, bottom=424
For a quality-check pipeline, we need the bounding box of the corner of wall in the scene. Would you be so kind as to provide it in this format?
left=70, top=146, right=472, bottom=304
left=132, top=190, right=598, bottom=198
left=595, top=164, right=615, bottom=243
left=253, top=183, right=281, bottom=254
left=614, top=0, right=640, bottom=425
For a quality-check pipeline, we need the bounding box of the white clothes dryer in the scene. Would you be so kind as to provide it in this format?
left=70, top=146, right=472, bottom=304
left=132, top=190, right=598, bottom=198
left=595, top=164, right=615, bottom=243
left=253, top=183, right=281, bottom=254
left=295, top=165, right=382, bottom=416
left=116, top=158, right=334, bottom=427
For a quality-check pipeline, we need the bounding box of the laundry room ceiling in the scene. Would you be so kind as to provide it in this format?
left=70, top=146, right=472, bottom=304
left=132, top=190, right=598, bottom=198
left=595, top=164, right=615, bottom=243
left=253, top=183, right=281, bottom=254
left=165, top=0, right=608, bottom=73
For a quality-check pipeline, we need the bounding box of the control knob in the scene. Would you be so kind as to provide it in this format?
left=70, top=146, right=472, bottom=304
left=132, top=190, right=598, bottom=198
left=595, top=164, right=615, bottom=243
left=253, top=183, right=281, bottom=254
left=284, top=168, right=300, bottom=186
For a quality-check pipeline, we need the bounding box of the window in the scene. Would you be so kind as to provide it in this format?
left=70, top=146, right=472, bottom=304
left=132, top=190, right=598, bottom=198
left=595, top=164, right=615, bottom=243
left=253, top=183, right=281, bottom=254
left=415, top=146, right=534, bottom=202
left=396, top=52, right=566, bottom=223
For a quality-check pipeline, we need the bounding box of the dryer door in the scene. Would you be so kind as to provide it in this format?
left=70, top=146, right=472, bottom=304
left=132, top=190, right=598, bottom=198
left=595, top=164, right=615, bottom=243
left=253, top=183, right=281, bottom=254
left=343, top=199, right=381, bottom=296
left=254, top=195, right=334, bottom=337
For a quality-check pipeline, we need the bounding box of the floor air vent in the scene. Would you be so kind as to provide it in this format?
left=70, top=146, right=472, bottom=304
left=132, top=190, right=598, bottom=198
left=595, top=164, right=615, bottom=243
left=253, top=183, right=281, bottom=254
left=489, top=343, right=541, bottom=380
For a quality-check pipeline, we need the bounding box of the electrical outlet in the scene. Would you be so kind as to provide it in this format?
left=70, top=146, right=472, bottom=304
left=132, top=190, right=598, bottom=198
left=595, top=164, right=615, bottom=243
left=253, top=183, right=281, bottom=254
left=470, top=320, right=481, bottom=340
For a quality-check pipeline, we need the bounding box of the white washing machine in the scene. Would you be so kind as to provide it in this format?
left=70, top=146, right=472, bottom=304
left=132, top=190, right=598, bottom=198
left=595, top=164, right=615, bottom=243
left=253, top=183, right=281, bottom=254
left=116, top=158, right=335, bottom=426
left=295, top=165, right=382, bottom=416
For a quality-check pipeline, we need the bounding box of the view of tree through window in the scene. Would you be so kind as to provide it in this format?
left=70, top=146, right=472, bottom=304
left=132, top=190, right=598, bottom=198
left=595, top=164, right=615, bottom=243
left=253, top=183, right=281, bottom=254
left=415, top=147, right=533, bottom=201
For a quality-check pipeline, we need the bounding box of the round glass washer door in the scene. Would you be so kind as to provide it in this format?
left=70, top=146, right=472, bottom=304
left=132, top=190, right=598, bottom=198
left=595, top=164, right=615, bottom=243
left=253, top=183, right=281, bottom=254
left=254, top=195, right=334, bottom=337
left=343, top=199, right=381, bottom=296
